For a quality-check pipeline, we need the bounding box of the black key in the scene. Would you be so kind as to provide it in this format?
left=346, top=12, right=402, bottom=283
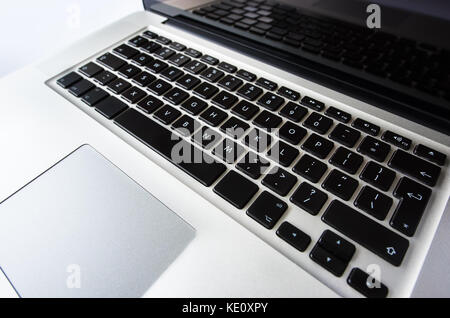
left=200, top=55, right=219, bottom=65
left=121, top=86, right=147, bottom=104
left=114, top=109, right=226, bottom=187
left=200, top=67, right=225, bottom=83
left=352, top=118, right=380, bottom=136
left=213, top=138, right=245, bottom=163
left=218, top=62, right=237, bottom=73
left=146, top=59, right=168, bottom=74
left=276, top=222, right=311, bottom=252
left=172, top=115, right=201, bottom=137
left=154, top=47, right=175, bottom=60
left=329, top=123, right=361, bottom=148
left=185, top=48, right=202, bottom=58
left=79, top=62, right=103, bottom=78
left=318, top=230, right=355, bottom=263
left=141, top=41, right=162, bottom=54
left=236, top=152, right=270, bottom=179
left=232, top=100, right=259, bottom=120
left=192, top=126, right=222, bottom=149
left=355, top=186, right=393, bottom=221
left=358, top=136, right=391, bottom=162
left=214, top=171, right=259, bottom=209
left=163, top=87, right=189, bottom=105
left=244, top=128, right=272, bottom=152
left=278, top=86, right=300, bottom=101
left=118, top=64, right=141, bottom=79
left=310, top=245, right=347, bottom=277
left=129, top=36, right=149, bottom=48
left=95, top=96, right=128, bottom=119
left=303, top=112, right=333, bottom=134
left=329, top=147, right=363, bottom=175
left=128, top=52, right=152, bottom=67
left=301, top=96, right=324, bottom=112
left=253, top=110, right=282, bottom=130
left=414, top=144, right=446, bottom=166
left=160, top=67, right=184, bottom=82
left=325, top=107, right=351, bottom=123
left=97, top=53, right=126, bottom=71
left=168, top=54, right=191, bottom=67
left=302, top=133, right=334, bottom=159
left=382, top=131, right=412, bottom=150
left=193, top=82, right=219, bottom=99
left=113, top=44, right=139, bottom=59
left=68, top=79, right=94, bottom=97
left=278, top=122, right=307, bottom=145
left=268, top=141, right=299, bottom=167
left=360, top=161, right=396, bottom=191
left=137, top=95, right=164, bottom=114
left=290, top=182, right=328, bottom=215
left=256, top=77, right=278, bottom=91
left=240, top=17, right=258, bottom=25
left=132, top=72, right=156, bottom=87
left=57, top=72, right=81, bottom=88
left=237, top=83, right=263, bottom=101
left=181, top=97, right=208, bottom=115
left=279, top=102, right=307, bottom=122
left=247, top=191, right=287, bottom=229
left=143, top=30, right=158, bottom=39
left=391, top=177, right=432, bottom=236
left=220, top=117, right=249, bottom=139
left=155, top=36, right=171, bottom=45
left=212, top=91, right=238, bottom=109
left=184, top=60, right=208, bottom=75
left=322, top=169, right=358, bottom=201
left=262, top=167, right=297, bottom=196
left=236, top=69, right=257, bottom=81
left=169, top=42, right=187, bottom=51
left=147, top=79, right=172, bottom=96
left=218, top=75, right=244, bottom=91
left=389, top=150, right=441, bottom=187
left=176, top=74, right=201, bottom=90
left=257, top=92, right=284, bottom=111
left=293, top=154, right=327, bottom=183
left=322, top=200, right=409, bottom=266
left=347, top=268, right=388, bottom=298
left=93, top=71, right=116, bottom=86
left=199, top=106, right=228, bottom=127
left=235, top=22, right=250, bottom=30
left=81, top=87, right=108, bottom=106
left=153, top=105, right=182, bottom=125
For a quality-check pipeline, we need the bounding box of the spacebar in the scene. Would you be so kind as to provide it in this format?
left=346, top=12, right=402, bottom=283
left=322, top=200, right=409, bottom=267
left=114, top=108, right=226, bottom=187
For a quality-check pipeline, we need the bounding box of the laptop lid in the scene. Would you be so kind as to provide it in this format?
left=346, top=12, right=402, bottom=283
left=143, top=1, right=450, bottom=136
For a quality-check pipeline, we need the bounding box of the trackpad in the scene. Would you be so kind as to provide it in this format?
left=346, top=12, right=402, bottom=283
left=0, top=145, right=195, bottom=297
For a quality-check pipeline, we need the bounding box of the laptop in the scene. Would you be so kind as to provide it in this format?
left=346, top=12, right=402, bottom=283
left=0, top=0, right=448, bottom=298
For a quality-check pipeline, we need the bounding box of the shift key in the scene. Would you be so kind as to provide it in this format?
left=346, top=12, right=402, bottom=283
left=322, top=200, right=409, bottom=266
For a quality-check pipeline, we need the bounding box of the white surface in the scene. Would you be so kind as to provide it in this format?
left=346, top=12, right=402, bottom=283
left=0, top=11, right=339, bottom=298
left=44, top=11, right=450, bottom=297
left=0, top=0, right=141, bottom=77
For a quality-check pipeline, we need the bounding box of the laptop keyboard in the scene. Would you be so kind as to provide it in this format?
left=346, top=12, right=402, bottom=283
left=193, top=0, right=450, bottom=101
left=55, top=29, right=447, bottom=297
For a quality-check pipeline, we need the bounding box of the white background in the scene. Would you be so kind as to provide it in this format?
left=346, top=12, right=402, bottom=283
left=0, top=0, right=142, bottom=77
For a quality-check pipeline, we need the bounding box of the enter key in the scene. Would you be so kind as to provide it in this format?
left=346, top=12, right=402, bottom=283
left=391, top=177, right=432, bottom=237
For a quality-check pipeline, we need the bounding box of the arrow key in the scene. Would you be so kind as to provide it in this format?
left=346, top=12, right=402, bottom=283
left=310, top=244, right=347, bottom=277
left=318, top=230, right=355, bottom=263
left=277, top=221, right=311, bottom=252
left=391, top=177, right=432, bottom=236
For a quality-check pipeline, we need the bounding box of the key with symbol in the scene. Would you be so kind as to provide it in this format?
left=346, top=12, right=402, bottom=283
left=276, top=222, right=311, bottom=252
left=247, top=191, right=287, bottom=229
left=290, top=182, right=328, bottom=215
left=390, top=177, right=432, bottom=237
